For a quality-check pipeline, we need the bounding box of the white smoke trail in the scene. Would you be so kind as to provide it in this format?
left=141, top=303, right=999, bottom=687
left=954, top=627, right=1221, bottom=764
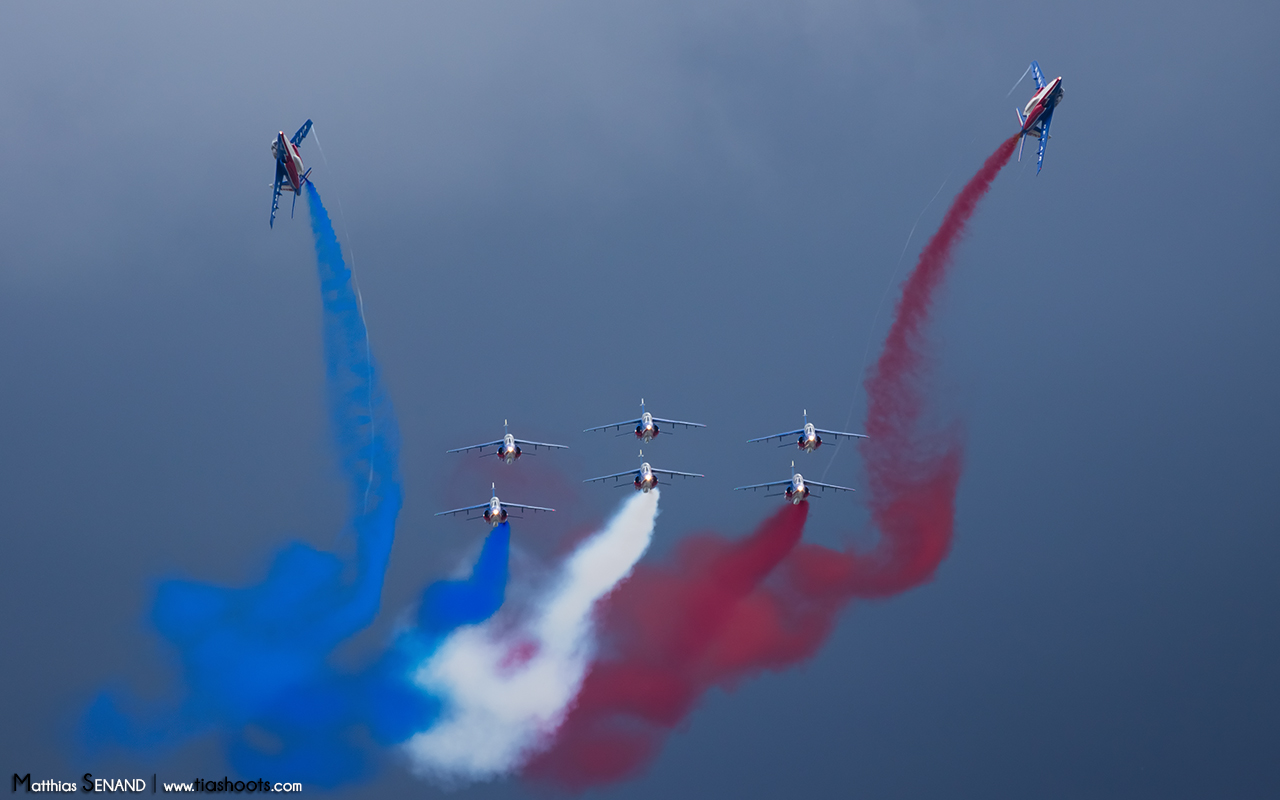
left=403, top=490, right=660, bottom=782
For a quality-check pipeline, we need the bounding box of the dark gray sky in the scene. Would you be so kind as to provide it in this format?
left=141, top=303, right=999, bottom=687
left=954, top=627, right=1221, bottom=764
left=2, top=1, right=1278, bottom=797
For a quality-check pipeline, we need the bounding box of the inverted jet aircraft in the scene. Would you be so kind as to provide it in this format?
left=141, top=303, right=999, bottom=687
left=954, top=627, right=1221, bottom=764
left=435, top=483, right=555, bottom=527
left=270, top=119, right=313, bottom=228
left=583, top=398, right=705, bottom=442
left=584, top=450, right=703, bottom=493
left=446, top=420, right=568, bottom=464
left=1014, top=61, right=1064, bottom=174
left=747, top=410, right=868, bottom=453
left=734, top=461, right=855, bottom=504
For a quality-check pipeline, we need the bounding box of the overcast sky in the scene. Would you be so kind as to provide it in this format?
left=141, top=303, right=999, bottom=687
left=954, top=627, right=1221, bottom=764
left=2, top=1, right=1278, bottom=797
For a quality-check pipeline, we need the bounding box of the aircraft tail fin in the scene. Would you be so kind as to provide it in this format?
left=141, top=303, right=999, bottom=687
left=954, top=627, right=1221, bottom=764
left=1015, top=107, right=1026, bottom=129
left=291, top=119, right=313, bottom=146
left=1018, top=132, right=1025, bottom=162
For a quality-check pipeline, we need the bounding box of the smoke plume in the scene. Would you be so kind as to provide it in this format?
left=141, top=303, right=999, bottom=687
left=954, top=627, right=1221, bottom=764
left=527, top=136, right=1021, bottom=789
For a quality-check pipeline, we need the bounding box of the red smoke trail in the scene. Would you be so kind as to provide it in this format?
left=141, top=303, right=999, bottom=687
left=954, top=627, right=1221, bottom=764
left=525, top=503, right=818, bottom=787
left=528, top=136, right=1020, bottom=789
left=830, top=133, right=1022, bottom=597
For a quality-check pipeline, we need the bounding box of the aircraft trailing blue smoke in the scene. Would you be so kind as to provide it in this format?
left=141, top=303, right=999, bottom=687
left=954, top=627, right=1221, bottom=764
left=84, top=184, right=509, bottom=786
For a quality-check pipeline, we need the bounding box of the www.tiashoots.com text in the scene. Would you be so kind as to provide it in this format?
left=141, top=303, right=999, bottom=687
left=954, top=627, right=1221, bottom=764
left=12, top=774, right=302, bottom=793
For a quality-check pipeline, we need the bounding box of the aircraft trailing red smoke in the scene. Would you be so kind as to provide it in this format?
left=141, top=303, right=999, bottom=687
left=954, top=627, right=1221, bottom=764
left=527, top=135, right=1021, bottom=789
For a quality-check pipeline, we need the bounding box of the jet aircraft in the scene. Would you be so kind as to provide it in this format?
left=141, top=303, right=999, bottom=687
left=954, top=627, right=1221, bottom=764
left=734, top=461, right=855, bottom=504
left=435, top=483, right=554, bottom=527
left=446, top=420, right=568, bottom=464
left=584, top=450, right=703, bottom=493
left=583, top=398, right=705, bottom=442
left=270, top=119, right=313, bottom=228
left=1014, top=61, right=1064, bottom=173
left=747, top=410, right=868, bottom=452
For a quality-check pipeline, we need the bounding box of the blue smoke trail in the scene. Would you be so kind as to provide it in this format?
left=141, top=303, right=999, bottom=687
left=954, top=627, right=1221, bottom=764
left=84, top=184, right=508, bottom=786
left=356, top=523, right=510, bottom=748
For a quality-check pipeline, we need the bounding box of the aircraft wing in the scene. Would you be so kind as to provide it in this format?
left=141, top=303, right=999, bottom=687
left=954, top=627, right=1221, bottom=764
left=291, top=119, right=313, bottom=146
left=813, top=428, right=869, bottom=441
left=584, top=470, right=638, bottom=484
left=504, top=502, right=556, bottom=513
left=445, top=440, right=503, bottom=454
left=435, top=503, right=490, bottom=517
left=1036, top=107, right=1054, bottom=174
left=650, top=416, right=706, bottom=429
left=746, top=429, right=804, bottom=444
left=513, top=438, right=569, bottom=451
left=650, top=468, right=704, bottom=479
left=583, top=419, right=641, bottom=434
left=270, top=162, right=285, bottom=228
left=805, top=479, right=856, bottom=493
left=1031, top=60, right=1045, bottom=90
left=734, top=479, right=791, bottom=492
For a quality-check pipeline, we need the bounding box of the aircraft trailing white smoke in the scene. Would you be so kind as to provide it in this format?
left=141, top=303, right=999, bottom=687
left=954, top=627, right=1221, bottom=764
left=404, top=490, right=660, bottom=782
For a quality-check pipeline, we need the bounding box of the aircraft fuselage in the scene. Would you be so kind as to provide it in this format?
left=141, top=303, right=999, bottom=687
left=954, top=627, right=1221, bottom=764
left=273, top=132, right=307, bottom=192
left=633, top=463, right=659, bottom=492
left=797, top=422, right=823, bottom=452
left=784, top=474, right=811, bottom=504
left=481, top=497, right=508, bottom=527
left=1021, top=76, right=1064, bottom=134
left=496, top=433, right=522, bottom=464
left=635, top=412, right=660, bottom=441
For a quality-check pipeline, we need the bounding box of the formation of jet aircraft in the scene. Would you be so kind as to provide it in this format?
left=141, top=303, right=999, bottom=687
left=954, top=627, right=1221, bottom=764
left=581, top=399, right=704, bottom=492
left=424, top=61, right=1060, bottom=522
left=435, top=398, right=870, bottom=521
